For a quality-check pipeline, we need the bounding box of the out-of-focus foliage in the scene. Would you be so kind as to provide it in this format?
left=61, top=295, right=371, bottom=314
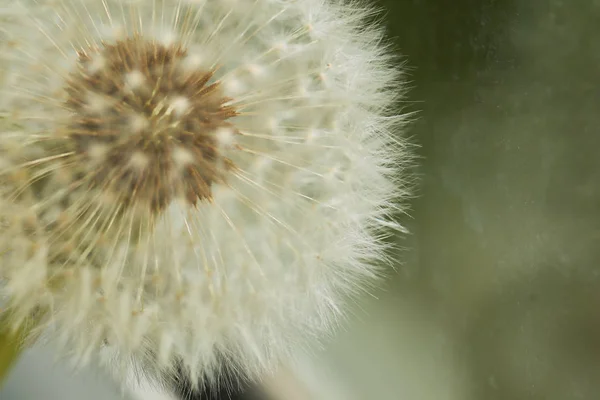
left=318, top=1, right=600, bottom=399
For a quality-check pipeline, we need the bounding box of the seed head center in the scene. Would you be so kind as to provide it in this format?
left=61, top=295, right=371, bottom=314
left=64, top=36, right=237, bottom=212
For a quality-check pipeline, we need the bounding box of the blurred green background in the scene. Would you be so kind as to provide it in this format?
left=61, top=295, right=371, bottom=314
left=311, top=1, right=600, bottom=399
left=3, top=0, right=600, bottom=399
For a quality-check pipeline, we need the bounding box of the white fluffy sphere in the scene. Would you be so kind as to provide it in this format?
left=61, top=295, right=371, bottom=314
left=0, top=0, right=411, bottom=387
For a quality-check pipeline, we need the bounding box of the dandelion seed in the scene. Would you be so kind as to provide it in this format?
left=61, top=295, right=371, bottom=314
left=0, top=0, right=412, bottom=391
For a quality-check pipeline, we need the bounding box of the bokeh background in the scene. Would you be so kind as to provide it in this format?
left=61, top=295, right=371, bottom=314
left=3, top=0, right=600, bottom=399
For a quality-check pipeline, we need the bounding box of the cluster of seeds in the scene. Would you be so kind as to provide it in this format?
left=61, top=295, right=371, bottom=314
left=67, top=35, right=238, bottom=212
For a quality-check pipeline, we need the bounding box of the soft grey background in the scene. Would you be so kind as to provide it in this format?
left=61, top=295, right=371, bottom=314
left=3, top=0, right=600, bottom=399
left=1, top=345, right=127, bottom=399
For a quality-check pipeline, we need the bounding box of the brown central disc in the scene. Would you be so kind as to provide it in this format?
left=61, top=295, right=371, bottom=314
left=64, top=35, right=237, bottom=212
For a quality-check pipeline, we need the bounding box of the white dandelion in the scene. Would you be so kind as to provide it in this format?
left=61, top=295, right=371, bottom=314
left=0, top=0, right=411, bottom=389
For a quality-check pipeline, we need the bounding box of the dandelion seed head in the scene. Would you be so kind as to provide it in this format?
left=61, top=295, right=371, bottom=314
left=0, top=0, right=412, bottom=389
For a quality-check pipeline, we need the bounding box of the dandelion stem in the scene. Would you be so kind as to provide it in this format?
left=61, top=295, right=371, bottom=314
left=0, top=315, right=29, bottom=387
